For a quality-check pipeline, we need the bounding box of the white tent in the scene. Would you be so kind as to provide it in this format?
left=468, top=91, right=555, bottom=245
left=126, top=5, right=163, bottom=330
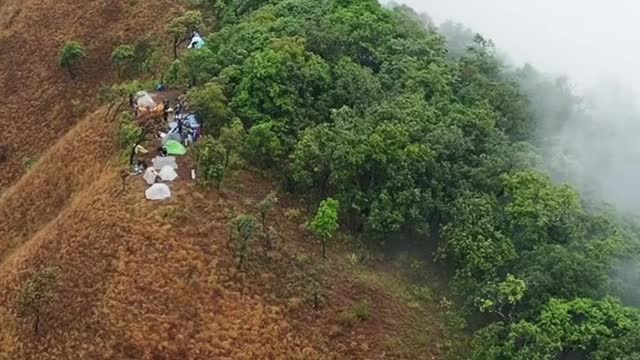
left=135, top=91, right=156, bottom=110
left=159, top=166, right=178, bottom=182
left=145, top=183, right=171, bottom=201
left=188, top=33, right=205, bottom=49
left=152, top=156, right=178, bottom=170
left=143, top=167, right=158, bottom=185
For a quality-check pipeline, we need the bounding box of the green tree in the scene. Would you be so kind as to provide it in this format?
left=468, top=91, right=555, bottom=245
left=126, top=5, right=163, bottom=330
left=439, top=192, right=516, bottom=282
left=167, top=10, right=204, bottom=59
left=256, top=191, right=278, bottom=234
left=230, top=214, right=258, bottom=267
left=111, top=45, right=135, bottom=78
left=245, top=122, right=284, bottom=168
left=503, top=171, right=584, bottom=250
left=219, top=118, right=246, bottom=168
left=196, top=136, right=227, bottom=190
left=59, top=41, right=87, bottom=78
left=471, top=297, right=640, bottom=360
left=188, top=82, right=227, bottom=133
left=310, top=198, right=339, bottom=259
left=475, top=274, right=527, bottom=323
left=17, top=267, right=61, bottom=334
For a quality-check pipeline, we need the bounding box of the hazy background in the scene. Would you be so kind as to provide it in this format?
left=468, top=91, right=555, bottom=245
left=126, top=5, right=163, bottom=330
left=387, top=0, right=640, bottom=213
left=397, top=0, right=639, bottom=93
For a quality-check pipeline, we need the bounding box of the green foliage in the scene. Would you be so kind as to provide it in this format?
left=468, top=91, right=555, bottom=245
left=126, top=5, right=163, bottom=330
left=179, top=1, right=640, bottom=355
left=118, top=112, right=142, bottom=149
left=471, top=297, right=640, bottom=360
left=188, top=82, right=228, bottom=133
left=219, top=118, right=246, bottom=167
left=167, top=10, right=204, bottom=58
left=111, top=45, right=135, bottom=78
left=230, top=214, right=258, bottom=267
left=475, top=274, right=526, bottom=322
left=339, top=300, right=370, bottom=328
left=58, top=41, right=86, bottom=78
left=17, top=267, right=61, bottom=334
left=439, top=192, right=516, bottom=282
left=256, top=191, right=278, bottom=233
left=196, top=136, right=226, bottom=189
left=310, top=197, right=339, bottom=258
left=245, top=122, right=284, bottom=167
left=503, top=171, right=585, bottom=249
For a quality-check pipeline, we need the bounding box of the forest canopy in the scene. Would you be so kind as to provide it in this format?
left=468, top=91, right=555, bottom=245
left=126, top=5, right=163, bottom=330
left=174, top=0, right=640, bottom=358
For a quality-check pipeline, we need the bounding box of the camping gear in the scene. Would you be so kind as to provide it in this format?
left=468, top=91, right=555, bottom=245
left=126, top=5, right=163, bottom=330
left=143, top=167, right=158, bottom=185
left=185, top=114, right=200, bottom=129
left=145, top=183, right=171, bottom=200
left=152, top=156, right=178, bottom=170
left=159, top=166, right=179, bottom=182
left=161, top=132, right=183, bottom=146
left=135, top=91, right=156, bottom=109
left=188, top=32, right=205, bottom=49
left=164, top=140, right=187, bottom=155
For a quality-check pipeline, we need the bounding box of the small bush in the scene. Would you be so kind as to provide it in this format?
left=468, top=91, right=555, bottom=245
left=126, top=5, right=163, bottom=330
left=22, top=157, right=37, bottom=170
left=159, top=206, right=190, bottom=223
left=59, top=41, right=86, bottom=78
left=284, top=208, right=304, bottom=221
left=196, top=136, right=227, bottom=190
left=339, top=300, right=370, bottom=327
left=410, top=285, right=433, bottom=302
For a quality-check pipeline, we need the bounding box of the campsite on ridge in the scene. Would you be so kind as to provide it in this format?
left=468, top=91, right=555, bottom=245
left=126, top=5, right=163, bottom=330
left=2, top=0, right=640, bottom=359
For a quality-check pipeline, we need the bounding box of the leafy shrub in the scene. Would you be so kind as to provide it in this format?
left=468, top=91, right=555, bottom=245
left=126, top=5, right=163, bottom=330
left=339, top=300, right=370, bottom=327
left=59, top=41, right=86, bottom=78
left=196, top=136, right=227, bottom=189
left=118, top=112, right=142, bottom=149
left=284, top=208, right=304, bottom=221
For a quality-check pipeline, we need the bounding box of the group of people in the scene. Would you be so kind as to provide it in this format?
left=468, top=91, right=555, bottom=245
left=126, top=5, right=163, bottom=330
left=162, top=94, right=202, bottom=147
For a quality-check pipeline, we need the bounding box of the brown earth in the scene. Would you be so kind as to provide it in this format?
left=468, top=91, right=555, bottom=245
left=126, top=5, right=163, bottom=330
left=0, top=1, right=452, bottom=359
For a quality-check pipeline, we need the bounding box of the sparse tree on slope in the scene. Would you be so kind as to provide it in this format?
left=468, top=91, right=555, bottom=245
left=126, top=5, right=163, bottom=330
left=59, top=41, right=86, bottom=79
left=17, top=266, right=61, bottom=334
left=230, top=214, right=258, bottom=268
left=310, top=198, right=339, bottom=259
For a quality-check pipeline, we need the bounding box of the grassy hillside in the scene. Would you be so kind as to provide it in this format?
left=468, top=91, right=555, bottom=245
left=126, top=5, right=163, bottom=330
left=0, top=0, right=181, bottom=190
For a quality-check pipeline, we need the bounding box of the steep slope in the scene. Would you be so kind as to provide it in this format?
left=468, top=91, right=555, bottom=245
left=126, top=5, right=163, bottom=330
left=0, top=0, right=181, bottom=190
left=0, top=107, right=447, bottom=359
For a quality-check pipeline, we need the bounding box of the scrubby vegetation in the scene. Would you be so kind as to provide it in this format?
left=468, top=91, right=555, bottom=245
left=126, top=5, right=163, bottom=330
left=164, top=0, right=640, bottom=358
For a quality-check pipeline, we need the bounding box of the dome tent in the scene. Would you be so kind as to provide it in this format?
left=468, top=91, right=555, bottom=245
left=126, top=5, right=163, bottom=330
left=135, top=91, right=156, bottom=110
left=159, top=166, right=178, bottom=182
left=145, top=183, right=171, bottom=200
left=143, top=167, right=158, bottom=185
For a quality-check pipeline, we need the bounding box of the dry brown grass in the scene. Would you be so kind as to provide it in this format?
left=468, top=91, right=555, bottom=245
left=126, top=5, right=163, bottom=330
left=0, top=0, right=182, bottom=190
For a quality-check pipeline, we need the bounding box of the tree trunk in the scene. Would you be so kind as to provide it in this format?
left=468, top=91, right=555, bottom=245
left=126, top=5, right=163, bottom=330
left=173, top=36, right=179, bottom=60
left=67, top=65, right=75, bottom=79
left=322, top=239, right=326, bottom=259
left=34, top=313, right=40, bottom=334
left=225, top=150, right=231, bottom=169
